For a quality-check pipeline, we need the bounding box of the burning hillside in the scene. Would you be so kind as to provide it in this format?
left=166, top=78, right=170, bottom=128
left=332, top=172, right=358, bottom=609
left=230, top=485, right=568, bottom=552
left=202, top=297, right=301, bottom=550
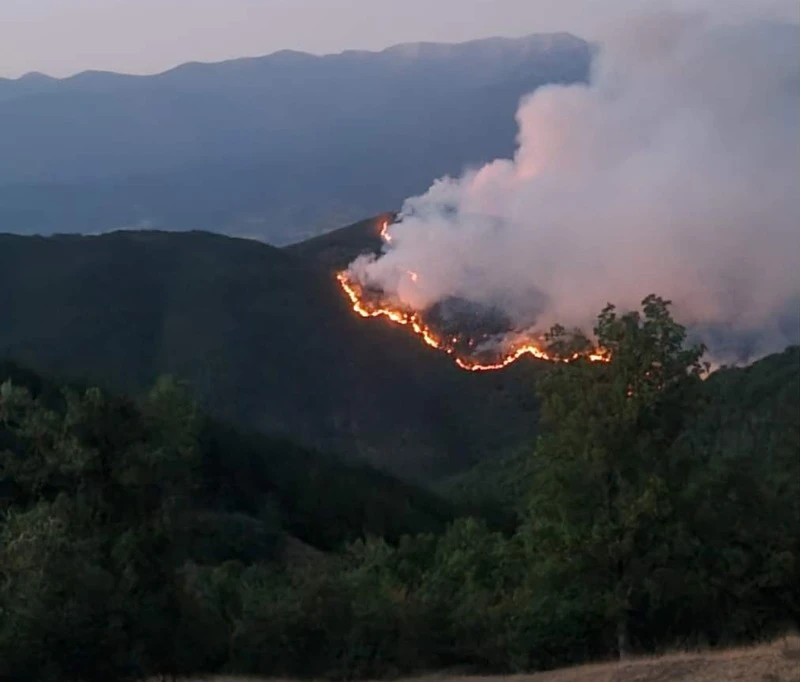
left=338, top=11, right=800, bottom=366
left=337, top=221, right=608, bottom=371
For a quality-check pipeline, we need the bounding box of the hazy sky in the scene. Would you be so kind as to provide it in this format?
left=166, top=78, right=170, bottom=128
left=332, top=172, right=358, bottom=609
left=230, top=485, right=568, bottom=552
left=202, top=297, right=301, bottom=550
left=1, top=0, right=796, bottom=78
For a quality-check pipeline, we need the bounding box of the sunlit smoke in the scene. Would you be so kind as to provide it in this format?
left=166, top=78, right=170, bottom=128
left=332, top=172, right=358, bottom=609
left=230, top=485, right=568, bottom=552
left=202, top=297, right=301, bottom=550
left=343, top=9, right=800, bottom=366
left=337, top=221, right=609, bottom=370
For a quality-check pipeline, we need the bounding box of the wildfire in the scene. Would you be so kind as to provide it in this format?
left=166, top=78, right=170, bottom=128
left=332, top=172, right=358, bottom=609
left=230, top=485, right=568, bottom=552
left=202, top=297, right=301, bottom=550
left=337, top=271, right=445, bottom=352
left=337, top=217, right=608, bottom=371
left=379, top=220, right=393, bottom=243
left=337, top=269, right=609, bottom=372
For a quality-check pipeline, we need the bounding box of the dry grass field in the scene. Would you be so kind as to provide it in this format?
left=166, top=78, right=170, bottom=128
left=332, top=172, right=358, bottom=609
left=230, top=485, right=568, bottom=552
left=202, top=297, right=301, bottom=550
left=193, top=635, right=800, bottom=682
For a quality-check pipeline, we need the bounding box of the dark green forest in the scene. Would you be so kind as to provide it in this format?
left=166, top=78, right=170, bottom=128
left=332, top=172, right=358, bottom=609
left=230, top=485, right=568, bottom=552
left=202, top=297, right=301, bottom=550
left=0, top=226, right=543, bottom=482
left=1, top=296, right=797, bottom=681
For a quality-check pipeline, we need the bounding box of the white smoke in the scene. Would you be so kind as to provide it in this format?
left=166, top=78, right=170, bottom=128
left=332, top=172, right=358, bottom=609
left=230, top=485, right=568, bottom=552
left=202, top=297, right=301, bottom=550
left=347, top=9, right=800, bottom=362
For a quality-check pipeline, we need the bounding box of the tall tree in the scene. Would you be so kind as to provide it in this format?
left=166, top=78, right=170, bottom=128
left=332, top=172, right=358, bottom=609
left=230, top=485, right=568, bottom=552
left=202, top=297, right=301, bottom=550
left=0, top=377, right=203, bottom=680
left=522, top=295, right=706, bottom=658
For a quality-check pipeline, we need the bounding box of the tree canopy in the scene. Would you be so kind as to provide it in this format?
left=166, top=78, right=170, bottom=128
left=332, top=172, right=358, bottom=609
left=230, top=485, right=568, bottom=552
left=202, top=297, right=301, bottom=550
left=0, top=297, right=797, bottom=680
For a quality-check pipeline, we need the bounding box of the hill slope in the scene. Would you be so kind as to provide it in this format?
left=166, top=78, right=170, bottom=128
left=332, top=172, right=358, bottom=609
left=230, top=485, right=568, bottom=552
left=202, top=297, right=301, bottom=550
left=0, top=227, right=542, bottom=481
left=448, top=345, right=800, bottom=507
left=0, top=360, right=460, bottom=553
left=0, top=34, right=590, bottom=243
left=285, top=212, right=395, bottom=270
left=4, top=223, right=795, bottom=485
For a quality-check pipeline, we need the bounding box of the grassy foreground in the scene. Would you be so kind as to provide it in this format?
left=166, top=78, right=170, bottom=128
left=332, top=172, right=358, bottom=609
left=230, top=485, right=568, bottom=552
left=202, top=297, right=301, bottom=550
left=192, top=636, right=800, bottom=682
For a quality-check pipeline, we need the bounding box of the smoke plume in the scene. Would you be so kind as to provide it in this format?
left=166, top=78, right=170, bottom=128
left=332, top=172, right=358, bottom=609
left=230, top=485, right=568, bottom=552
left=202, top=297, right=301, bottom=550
left=346, top=9, right=800, bottom=362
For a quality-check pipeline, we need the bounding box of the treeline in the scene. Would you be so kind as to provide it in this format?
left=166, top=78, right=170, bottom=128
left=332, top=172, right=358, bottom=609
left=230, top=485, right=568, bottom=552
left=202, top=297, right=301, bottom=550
left=1, top=298, right=798, bottom=681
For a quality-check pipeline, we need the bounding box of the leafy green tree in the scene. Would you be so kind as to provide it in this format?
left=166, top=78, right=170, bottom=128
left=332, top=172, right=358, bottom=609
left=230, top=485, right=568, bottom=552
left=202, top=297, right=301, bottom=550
left=673, top=346, right=800, bottom=642
left=0, top=377, right=204, bottom=680
left=1, top=338, right=797, bottom=679
left=522, top=295, right=706, bottom=658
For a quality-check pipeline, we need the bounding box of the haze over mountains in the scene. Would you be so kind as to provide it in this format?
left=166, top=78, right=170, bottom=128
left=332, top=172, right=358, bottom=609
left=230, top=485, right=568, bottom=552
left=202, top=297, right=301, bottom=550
left=0, top=33, right=590, bottom=244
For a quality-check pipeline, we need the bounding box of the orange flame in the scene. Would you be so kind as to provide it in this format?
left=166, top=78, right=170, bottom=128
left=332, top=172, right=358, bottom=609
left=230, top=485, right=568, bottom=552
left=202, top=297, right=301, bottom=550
left=379, top=220, right=393, bottom=244
left=337, top=270, right=609, bottom=371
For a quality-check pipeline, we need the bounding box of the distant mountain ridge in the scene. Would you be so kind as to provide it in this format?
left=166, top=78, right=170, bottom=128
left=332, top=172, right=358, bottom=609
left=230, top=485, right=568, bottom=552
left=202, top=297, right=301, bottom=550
left=0, top=33, right=590, bottom=244
left=0, top=33, right=584, bottom=88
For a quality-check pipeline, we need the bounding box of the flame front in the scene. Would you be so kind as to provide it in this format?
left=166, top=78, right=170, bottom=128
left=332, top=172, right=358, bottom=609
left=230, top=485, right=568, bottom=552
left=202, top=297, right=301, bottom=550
left=337, top=271, right=445, bottom=352
left=337, top=219, right=607, bottom=371
left=337, top=268, right=608, bottom=371
left=379, top=220, right=393, bottom=244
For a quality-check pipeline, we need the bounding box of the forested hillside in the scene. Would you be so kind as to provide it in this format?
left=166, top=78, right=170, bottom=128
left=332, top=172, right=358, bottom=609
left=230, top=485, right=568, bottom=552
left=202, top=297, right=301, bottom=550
left=0, top=227, right=541, bottom=481
left=0, top=362, right=458, bottom=552
left=1, top=299, right=796, bottom=681
left=449, top=346, right=800, bottom=508
left=3, top=225, right=798, bottom=489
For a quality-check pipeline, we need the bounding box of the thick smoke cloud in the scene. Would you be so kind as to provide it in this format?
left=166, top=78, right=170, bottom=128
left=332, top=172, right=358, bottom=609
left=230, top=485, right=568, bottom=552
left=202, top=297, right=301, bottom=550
left=347, top=10, right=800, bottom=362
